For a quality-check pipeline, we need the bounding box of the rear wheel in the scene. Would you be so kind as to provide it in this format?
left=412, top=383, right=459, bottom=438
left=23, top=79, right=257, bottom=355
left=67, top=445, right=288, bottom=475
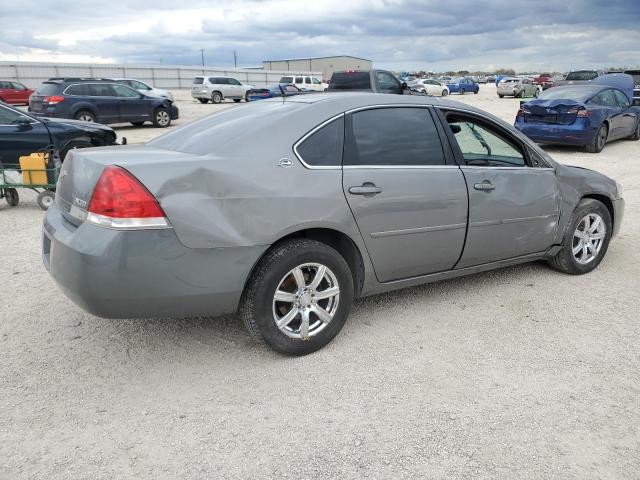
left=586, top=123, right=608, bottom=153
left=240, top=239, right=354, bottom=355
left=5, top=188, right=19, bottom=207
left=37, top=190, right=55, bottom=210
left=74, top=111, right=96, bottom=123
left=498, top=94, right=504, bottom=98
left=152, top=108, right=171, bottom=128
left=547, top=199, right=612, bottom=275
left=198, top=98, right=209, bottom=104
left=211, top=92, right=222, bottom=104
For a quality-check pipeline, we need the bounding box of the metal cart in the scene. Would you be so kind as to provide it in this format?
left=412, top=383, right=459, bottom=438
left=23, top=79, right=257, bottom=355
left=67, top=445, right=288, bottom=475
left=0, top=152, right=61, bottom=210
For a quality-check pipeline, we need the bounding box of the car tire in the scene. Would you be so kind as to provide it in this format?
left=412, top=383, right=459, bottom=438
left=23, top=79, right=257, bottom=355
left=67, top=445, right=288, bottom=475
left=442, top=89, right=448, bottom=96
left=131, top=121, right=145, bottom=127
left=239, top=238, right=354, bottom=355
left=474, top=88, right=479, bottom=94
left=198, top=98, right=209, bottom=104
left=211, top=92, right=223, bottom=104
left=36, top=190, right=55, bottom=210
left=547, top=198, right=612, bottom=275
left=586, top=123, right=608, bottom=153
left=74, top=111, right=96, bottom=123
left=152, top=108, right=171, bottom=128
left=459, top=88, right=465, bottom=95
left=534, top=88, right=540, bottom=98
left=627, top=120, right=640, bottom=140
left=5, top=188, right=19, bottom=207
left=60, top=141, right=93, bottom=162
left=245, top=92, right=251, bottom=102
left=498, top=94, right=504, bottom=98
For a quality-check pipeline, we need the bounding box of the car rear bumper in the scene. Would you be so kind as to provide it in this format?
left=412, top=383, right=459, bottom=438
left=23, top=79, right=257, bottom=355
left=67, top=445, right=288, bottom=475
left=42, top=203, right=267, bottom=319
left=515, top=119, right=596, bottom=146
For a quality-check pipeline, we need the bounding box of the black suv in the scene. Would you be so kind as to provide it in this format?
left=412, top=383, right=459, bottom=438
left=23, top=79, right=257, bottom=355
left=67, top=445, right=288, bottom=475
left=28, top=78, right=179, bottom=128
left=0, top=101, right=116, bottom=165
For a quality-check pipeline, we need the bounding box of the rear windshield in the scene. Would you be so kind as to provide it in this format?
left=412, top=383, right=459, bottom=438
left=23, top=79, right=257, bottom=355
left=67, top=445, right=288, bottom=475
left=193, top=77, right=204, bottom=84
left=148, top=100, right=306, bottom=154
left=538, top=87, right=593, bottom=100
left=36, top=83, right=61, bottom=95
left=565, top=71, right=598, bottom=81
left=329, top=72, right=371, bottom=90
left=279, top=76, right=293, bottom=83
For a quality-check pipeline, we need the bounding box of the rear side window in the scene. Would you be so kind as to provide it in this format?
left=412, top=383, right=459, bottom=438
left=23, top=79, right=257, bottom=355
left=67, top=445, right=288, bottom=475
left=280, top=76, right=293, bottom=84
left=88, top=84, right=116, bottom=96
left=329, top=72, right=371, bottom=90
left=65, top=84, right=89, bottom=95
left=36, top=83, right=61, bottom=95
left=193, top=77, right=204, bottom=84
left=345, top=108, right=445, bottom=166
left=295, top=77, right=304, bottom=84
left=296, top=116, right=344, bottom=167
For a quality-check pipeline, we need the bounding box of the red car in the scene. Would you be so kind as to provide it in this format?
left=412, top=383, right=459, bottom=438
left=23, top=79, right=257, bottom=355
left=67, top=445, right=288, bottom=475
left=0, top=81, right=34, bottom=105
left=532, top=73, right=554, bottom=90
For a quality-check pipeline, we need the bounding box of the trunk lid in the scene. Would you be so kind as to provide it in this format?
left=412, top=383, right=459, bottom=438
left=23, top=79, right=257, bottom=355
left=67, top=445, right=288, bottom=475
left=521, top=98, right=584, bottom=125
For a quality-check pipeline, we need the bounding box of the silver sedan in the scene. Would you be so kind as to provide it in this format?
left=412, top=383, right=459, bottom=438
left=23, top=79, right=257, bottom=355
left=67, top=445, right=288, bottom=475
left=43, top=93, right=624, bottom=355
left=498, top=77, right=540, bottom=98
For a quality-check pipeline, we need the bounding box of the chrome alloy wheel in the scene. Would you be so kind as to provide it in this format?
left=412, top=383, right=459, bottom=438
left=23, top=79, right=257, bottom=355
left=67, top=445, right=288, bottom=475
left=272, top=263, right=340, bottom=340
left=78, top=114, right=94, bottom=122
left=572, top=213, right=606, bottom=265
left=156, top=110, right=170, bottom=126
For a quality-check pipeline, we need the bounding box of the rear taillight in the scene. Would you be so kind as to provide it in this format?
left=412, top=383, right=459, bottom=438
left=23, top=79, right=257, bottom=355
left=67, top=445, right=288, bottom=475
left=86, top=166, right=170, bottom=229
left=44, top=95, right=64, bottom=105
left=576, top=109, right=591, bottom=118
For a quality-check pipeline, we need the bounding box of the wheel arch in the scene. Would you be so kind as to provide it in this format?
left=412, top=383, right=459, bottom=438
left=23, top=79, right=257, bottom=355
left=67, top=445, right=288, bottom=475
left=581, top=193, right=615, bottom=231
left=245, top=227, right=366, bottom=298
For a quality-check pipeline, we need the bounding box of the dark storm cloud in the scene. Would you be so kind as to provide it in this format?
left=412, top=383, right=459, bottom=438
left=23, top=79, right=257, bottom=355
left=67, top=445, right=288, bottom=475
left=0, top=0, right=638, bottom=70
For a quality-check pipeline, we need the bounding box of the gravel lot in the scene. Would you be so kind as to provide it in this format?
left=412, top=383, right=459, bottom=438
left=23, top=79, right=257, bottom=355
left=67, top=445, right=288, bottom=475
left=1, top=86, right=639, bottom=479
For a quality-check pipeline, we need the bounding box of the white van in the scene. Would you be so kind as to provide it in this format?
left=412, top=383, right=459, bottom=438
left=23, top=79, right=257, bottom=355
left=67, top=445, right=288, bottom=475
left=278, top=75, right=328, bottom=92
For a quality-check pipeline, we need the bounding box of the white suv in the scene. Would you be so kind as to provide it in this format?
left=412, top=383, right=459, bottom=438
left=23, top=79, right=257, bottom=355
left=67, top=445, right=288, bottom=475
left=191, top=76, right=255, bottom=103
left=279, top=75, right=328, bottom=91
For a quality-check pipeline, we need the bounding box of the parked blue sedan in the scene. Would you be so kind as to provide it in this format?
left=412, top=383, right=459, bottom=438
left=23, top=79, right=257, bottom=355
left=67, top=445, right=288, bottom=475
left=515, top=74, right=640, bottom=153
left=248, top=84, right=308, bottom=101
left=446, top=77, right=479, bottom=94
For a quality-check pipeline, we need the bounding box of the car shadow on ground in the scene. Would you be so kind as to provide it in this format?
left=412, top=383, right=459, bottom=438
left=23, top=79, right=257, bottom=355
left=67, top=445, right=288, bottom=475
left=94, top=261, right=552, bottom=359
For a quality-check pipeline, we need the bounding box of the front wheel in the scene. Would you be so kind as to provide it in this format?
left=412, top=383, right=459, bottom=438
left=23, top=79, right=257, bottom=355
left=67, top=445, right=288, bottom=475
left=5, top=188, right=19, bottom=207
left=239, top=239, right=354, bottom=355
left=586, top=123, right=608, bottom=153
left=245, top=92, right=251, bottom=102
left=37, top=190, right=55, bottom=210
left=74, top=111, right=96, bottom=123
left=152, top=108, right=171, bottom=128
left=441, top=89, right=448, bottom=96
left=547, top=199, right=612, bottom=275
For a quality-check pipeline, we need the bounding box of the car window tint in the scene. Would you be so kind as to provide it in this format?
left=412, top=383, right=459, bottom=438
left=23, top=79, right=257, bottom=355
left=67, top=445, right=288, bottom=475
left=592, top=90, right=617, bottom=106
left=312, top=78, right=321, bottom=84
left=131, top=80, right=149, bottom=90
left=65, top=84, right=88, bottom=95
left=296, top=116, right=344, bottom=167
left=0, top=105, right=30, bottom=124
left=346, top=108, right=445, bottom=166
left=0, top=81, right=8, bottom=89
left=330, top=72, right=371, bottom=90
left=112, top=84, right=141, bottom=98
left=447, top=115, right=525, bottom=167
left=304, top=78, right=311, bottom=84
left=88, top=84, right=115, bottom=96
left=36, top=83, right=60, bottom=95
left=193, top=77, right=204, bottom=84
left=280, top=76, right=293, bottom=84
left=566, top=71, right=598, bottom=81
left=11, top=82, right=25, bottom=90
left=612, top=89, right=630, bottom=108
left=295, top=77, right=304, bottom=83
left=229, top=78, right=241, bottom=85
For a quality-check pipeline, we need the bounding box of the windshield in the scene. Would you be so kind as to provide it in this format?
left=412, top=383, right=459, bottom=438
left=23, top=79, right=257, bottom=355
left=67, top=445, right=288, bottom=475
left=538, top=87, right=593, bottom=100
left=329, top=72, right=371, bottom=90
left=565, top=71, right=598, bottom=81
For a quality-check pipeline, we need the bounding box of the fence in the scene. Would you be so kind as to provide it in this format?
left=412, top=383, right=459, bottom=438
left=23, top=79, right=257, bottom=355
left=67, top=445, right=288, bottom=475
left=0, top=61, right=321, bottom=89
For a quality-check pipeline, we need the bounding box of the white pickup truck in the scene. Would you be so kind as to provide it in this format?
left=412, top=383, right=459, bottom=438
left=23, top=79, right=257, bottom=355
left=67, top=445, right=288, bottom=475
left=278, top=75, right=328, bottom=91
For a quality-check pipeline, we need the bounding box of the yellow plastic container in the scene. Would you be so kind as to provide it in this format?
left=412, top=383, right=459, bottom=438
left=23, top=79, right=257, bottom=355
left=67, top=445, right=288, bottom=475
left=19, top=153, right=48, bottom=185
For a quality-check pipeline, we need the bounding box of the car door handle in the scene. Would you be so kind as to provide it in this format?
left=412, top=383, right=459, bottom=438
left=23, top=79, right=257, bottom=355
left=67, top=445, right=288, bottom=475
left=474, top=181, right=496, bottom=191
left=348, top=183, right=383, bottom=196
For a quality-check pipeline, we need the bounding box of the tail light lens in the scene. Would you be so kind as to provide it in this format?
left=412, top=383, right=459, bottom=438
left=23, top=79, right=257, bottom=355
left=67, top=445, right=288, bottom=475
left=86, top=166, right=170, bottom=229
left=576, top=109, right=592, bottom=118
left=44, top=96, right=65, bottom=105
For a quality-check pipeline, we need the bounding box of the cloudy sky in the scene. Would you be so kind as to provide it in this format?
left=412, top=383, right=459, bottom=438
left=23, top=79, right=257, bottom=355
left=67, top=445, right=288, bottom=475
left=0, top=0, right=638, bottom=72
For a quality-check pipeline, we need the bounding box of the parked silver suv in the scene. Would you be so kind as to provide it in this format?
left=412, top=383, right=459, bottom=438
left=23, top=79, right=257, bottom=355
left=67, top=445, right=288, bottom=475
left=191, top=76, right=255, bottom=103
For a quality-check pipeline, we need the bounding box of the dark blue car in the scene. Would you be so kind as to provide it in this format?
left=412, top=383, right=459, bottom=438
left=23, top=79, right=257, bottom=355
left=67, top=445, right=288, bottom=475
left=28, top=78, right=178, bottom=128
left=446, top=77, right=479, bottom=94
left=247, top=84, right=309, bottom=101
left=515, top=74, right=640, bottom=153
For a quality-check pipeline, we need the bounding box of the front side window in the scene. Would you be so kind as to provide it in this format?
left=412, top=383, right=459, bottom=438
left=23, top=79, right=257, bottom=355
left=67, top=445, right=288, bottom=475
left=112, top=84, right=140, bottom=98
left=296, top=116, right=344, bottom=167
left=345, top=107, right=445, bottom=166
left=228, top=78, right=241, bottom=85
left=11, top=82, right=26, bottom=90
left=446, top=114, right=525, bottom=167
left=131, top=80, right=150, bottom=90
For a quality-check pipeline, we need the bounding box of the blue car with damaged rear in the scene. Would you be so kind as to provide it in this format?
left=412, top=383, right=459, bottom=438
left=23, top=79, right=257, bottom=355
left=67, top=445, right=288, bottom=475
left=515, top=74, right=640, bottom=153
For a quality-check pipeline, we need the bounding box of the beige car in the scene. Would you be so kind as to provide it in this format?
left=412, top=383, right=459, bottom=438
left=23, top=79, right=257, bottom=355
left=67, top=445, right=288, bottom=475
left=497, top=77, right=540, bottom=98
